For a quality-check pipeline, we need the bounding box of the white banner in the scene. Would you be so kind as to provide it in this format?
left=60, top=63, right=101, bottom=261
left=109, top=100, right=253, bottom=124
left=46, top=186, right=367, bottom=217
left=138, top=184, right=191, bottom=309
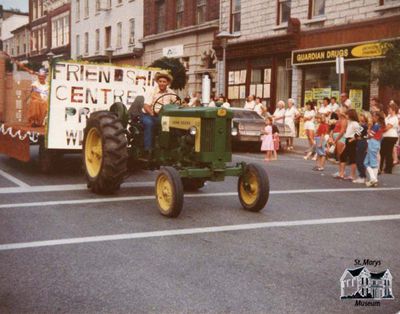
left=47, top=62, right=159, bottom=150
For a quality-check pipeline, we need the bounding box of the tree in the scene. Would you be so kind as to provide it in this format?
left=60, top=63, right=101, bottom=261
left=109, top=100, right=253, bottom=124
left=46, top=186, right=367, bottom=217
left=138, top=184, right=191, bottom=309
left=150, top=57, right=187, bottom=90
left=376, top=41, right=400, bottom=90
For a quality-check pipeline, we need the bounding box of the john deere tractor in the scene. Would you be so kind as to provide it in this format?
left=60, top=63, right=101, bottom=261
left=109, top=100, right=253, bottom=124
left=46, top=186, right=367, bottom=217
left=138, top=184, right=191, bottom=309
left=83, top=94, right=269, bottom=217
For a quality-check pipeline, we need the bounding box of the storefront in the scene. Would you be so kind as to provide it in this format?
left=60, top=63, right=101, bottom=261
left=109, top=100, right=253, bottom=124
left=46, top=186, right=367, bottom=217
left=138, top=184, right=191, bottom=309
left=292, top=40, right=390, bottom=111
left=214, top=21, right=299, bottom=110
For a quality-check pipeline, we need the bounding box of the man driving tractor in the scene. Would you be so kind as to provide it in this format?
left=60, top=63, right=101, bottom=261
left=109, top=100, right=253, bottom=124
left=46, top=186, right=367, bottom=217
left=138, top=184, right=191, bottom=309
left=142, top=71, right=177, bottom=153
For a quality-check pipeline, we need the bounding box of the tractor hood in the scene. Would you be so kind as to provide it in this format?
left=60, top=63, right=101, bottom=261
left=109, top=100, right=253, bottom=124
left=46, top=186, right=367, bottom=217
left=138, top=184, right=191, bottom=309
left=161, top=105, right=234, bottom=119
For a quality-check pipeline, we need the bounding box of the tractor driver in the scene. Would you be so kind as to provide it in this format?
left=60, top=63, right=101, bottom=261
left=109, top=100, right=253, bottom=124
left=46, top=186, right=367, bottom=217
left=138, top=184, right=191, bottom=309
left=142, top=72, right=176, bottom=153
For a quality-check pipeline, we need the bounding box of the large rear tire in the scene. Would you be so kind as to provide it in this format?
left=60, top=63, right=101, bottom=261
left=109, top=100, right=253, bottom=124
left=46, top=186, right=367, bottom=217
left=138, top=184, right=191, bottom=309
left=156, top=167, right=184, bottom=218
left=83, top=111, right=128, bottom=194
left=238, top=163, right=269, bottom=212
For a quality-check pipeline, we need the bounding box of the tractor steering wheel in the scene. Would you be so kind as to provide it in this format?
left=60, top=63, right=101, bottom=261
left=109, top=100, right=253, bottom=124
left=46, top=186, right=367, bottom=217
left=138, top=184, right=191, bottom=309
left=152, top=93, right=182, bottom=116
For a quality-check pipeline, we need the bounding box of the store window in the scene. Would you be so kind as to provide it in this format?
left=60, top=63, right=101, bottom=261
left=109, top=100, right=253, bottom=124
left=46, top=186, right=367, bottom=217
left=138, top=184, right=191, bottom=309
left=278, top=0, right=291, bottom=25
left=228, top=67, right=247, bottom=107
left=303, top=65, right=339, bottom=108
left=346, top=62, right=371, bottom=111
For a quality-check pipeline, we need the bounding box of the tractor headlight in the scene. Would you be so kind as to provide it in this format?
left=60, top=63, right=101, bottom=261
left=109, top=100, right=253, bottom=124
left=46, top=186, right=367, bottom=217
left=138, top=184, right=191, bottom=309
left=189, top=126, right=197, bottom=136
left=231, top=127, right=238, bottom=136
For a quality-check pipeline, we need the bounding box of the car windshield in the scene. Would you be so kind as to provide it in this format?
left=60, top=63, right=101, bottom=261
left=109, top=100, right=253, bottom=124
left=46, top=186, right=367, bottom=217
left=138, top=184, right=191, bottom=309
left=233, top=110, right=263, bottom=120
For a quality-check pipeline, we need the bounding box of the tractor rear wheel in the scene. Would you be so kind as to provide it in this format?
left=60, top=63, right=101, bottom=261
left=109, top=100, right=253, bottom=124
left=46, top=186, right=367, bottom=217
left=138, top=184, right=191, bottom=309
left=156, top=167, right=184, bottom=218
left=83, top=111, right=128, bottom=194
left=181, top=178, right=205, bottom=191
left=238, top=163, right=269, bottom=212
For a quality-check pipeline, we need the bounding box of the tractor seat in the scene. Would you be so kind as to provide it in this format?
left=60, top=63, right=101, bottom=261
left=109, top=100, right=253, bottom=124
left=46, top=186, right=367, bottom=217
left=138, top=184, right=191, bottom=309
left=128, top=95, right=145, bottom=122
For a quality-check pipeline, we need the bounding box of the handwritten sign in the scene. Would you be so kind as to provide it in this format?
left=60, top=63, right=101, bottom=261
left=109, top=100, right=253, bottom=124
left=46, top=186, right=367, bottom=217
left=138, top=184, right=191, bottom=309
left=47, top=62, right=160, bottom=149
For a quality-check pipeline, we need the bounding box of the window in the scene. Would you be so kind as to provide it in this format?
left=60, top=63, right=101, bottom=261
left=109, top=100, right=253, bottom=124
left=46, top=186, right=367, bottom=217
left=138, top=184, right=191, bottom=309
left=38, top=29, right=42, bottom=50
left=129, top=19, right=135, bottom=44
left=105, top=26, right=111, bottom=48
left=64, top=16, right=70, bottom=45
left=42, top=27, right=47, bottom=48
left=231, top=0, right=241, bottom=32
left=196, top=0, right=207, bottom=24
left=33, top=0, right=38, bottom=20
left=84, top=0, right=89, bottom=18
left=116, top=22, right=122, bottom=48
left=76, top=34, right=80, bottom=56
left=95, top=29, right=100, bottom=52
left=76, top=0, right=80, bottom=21
left=278, top=0, right=291, bottom=24
left=39, top=0, right=43, bottom=17
left=96, top=0, right=101, bottom=12
left=84, top=32, right=89, bottom=55
left=310, top=0, right=325, bottom=18
left=176, top=0, right=184, bottom=28
left=380, top=0, right=398, bottom=5
left=157, top=1, right=166, bottom=33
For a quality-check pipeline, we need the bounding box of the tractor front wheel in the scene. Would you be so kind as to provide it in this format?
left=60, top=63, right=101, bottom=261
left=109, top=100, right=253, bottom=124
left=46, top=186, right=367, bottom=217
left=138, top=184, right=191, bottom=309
left=83, top=111, right=128, bottom=194
left=238, top=163, right=269, bottom=212
left=156, top=167, right=184, bottom=218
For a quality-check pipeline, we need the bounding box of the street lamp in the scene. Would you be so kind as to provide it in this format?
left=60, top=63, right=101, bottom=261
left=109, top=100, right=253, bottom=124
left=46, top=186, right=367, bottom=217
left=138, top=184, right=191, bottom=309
left=216, top=31, right=241, bottom=97
left=105, top=47, right=114, bottom=64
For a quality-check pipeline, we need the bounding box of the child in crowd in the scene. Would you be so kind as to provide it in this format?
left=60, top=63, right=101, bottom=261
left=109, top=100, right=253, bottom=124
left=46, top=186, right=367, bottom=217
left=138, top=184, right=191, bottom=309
left=313, top=115, right=329, bottom=171
left=272, top=122, right=280, bottom=160
left=261, top=117, right=274, bottom=161
left=353, top=112, right=370, bottom=183
left=365, top=112, right=385, bottom=187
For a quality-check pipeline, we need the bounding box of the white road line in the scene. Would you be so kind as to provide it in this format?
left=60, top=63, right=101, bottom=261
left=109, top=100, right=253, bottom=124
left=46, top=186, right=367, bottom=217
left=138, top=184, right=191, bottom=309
left=0, top=169, right=30, bottom=188
left=0, top=187, right=399, bottom=210
left=0, top=214, right=399, bottom=251
left=0, top=181, right=154, bottom=194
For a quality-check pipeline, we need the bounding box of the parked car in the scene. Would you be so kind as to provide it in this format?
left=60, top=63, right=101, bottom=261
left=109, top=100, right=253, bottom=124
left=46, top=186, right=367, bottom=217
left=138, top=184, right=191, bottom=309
left=231, top=108, right=265, bottom=143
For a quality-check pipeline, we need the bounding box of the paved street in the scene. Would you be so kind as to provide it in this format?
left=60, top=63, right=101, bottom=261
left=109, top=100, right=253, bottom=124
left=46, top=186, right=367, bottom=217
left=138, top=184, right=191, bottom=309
left=0, top=147, right=399, bottom=313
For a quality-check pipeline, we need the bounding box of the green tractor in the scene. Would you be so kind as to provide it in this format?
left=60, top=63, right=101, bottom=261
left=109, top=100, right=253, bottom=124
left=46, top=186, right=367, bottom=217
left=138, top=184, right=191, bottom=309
left=83, top=94, right=269, bottom=217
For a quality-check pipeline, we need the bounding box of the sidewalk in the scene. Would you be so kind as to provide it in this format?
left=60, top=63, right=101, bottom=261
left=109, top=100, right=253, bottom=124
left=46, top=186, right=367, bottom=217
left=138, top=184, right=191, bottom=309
left=288, top=138, right=400, bottom=175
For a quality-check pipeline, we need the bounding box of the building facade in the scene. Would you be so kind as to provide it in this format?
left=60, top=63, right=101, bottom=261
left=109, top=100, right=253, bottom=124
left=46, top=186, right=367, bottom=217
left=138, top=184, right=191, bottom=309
left=142, top=0, right=220, bottom=97
left=70, top=0, right=144, bottom=65
left=0, top=6, right=29, bottom=53
left=217, top=0, right=400, bottom=110
left=29, top=0, right=71, bottom=66
left=10, top=24, right=31, bottom=62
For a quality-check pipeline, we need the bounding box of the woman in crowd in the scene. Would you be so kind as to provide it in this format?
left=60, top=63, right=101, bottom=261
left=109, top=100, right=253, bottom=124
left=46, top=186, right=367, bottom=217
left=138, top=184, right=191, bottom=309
left=208, top=95, right=216, bottom=107
left=273, top=100, right=286, bottom=124
left=365, top=112, right=385, bottom=187
left=254, top=97, right=265, bottom=117
left=353, top=112, right=370, bottom=183
left=313, top=114, right=329, bottom=171
left=221, top=97, right=231, bottom=108
left=244, top=95, right=256, bottom=110
left=318, top=97, right=332, bottom=118
left=335, top=109, right=360, bottom=180
left=284, top=98, right=299, bottom=151
left=380, top=101, right=399, bottom=174
left=303, top=101, right=316, bottom=160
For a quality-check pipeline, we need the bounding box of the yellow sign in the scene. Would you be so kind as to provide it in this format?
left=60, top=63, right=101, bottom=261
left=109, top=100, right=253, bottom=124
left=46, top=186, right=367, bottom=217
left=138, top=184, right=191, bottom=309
left=349, top=89, right=363, bottom=113
left=351, top=43, right=385, bottom=58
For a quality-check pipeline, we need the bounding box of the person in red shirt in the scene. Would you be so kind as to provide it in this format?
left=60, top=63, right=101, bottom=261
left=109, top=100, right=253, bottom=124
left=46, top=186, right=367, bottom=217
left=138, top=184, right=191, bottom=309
left=313, top=115, right=329, bottom=171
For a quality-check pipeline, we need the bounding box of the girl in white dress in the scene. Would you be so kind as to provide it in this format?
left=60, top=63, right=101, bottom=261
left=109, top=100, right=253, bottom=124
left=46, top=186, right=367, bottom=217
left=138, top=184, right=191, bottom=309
left=303, top=101, right=316, bottom=159
left=284, top=98, right=300, bottom=150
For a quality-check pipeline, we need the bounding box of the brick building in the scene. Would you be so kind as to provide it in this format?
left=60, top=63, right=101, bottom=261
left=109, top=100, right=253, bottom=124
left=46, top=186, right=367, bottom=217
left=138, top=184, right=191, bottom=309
left=29, top=0, right=71, bottom=66
left=217, top=0, right=400, bottom=110
left=142, top=0, right=220, bottom=96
